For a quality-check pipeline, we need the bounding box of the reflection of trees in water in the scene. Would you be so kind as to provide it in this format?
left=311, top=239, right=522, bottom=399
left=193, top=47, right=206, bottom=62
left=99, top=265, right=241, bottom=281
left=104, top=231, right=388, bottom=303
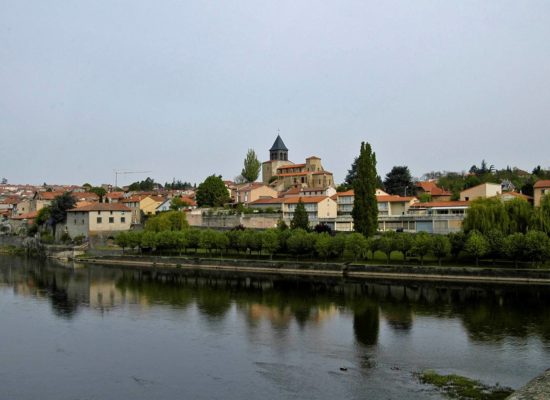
left=454, top=289, right=550, bottom=342
left=3, top=257, right=550, bottom=343
left=352, top=300, right=379, bottom=346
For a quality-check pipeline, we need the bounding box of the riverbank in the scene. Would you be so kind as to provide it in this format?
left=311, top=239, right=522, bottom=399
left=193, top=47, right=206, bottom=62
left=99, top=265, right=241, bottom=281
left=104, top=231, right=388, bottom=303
left=79, top=254, right=550, bottom=285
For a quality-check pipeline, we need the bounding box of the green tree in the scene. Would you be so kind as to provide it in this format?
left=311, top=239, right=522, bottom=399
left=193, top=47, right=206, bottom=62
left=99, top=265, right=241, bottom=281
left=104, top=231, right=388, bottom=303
left=464, top=231, right=489, bottom=266
left=524, top=230, right=550, bottom=266
left=315, top=233, right=333, bottom=261
left=287, top=229, right=308, bottom=258
left=504, top=198, right=532, bottom=234
left=330, top=234, right=346, bottom=259
left=170, top=197, right=190, bottom=211
left=89, top=187, right=107, bottom=201
left=50, top=192, right=76, bottom=237
left=345, top=233, right=369, bottom=262
left=196, top=175, right=230, bottom=207
left=186, top=229, right=201, bottom=253
left=145, top=211, right=188, bottom=232
left=240, top=149, right=261, bottom=183
left=140, top=231, right=157, bottom=251
left=383, top=166, right=416, bottom=196
left=463, top=198, right=508, bottom=234
left=432, top=235, right=451, bottom=266
left=503, top=233, right=526, bottom=267
left=291, top=198, right=309, bottom=230
left=394, top=233, right=413, bottom=262
left=352, top=142, right=378, bottom=237
left=129, top=177, right=156, bottom=191
left=261, top=229, right=279, bottom=259
left=485, top=229, right=505, bottom=264
left=448, top=232, right=466, bottom=259
left=376, top=232, right=396, bottom=264
left=115, top=232, right=129, bottom=253
left=531, top=194, right=550, bottom=234
left=411, top=232, right=432, bottom=265
left=127, top=231, right=143, bottom=252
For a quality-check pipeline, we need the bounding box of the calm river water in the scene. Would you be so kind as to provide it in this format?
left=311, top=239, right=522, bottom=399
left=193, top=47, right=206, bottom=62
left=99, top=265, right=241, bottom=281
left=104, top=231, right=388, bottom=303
left=1, top=256, right=549, bottom=399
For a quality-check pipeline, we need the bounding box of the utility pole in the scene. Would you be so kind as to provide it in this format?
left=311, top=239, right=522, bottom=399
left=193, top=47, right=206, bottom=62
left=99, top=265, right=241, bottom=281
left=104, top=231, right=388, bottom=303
left=114, top=170, right=152, bottom=189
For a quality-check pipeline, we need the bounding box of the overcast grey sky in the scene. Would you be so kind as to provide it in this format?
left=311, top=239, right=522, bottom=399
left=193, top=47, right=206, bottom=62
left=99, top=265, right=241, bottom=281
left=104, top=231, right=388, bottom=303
left=1, top=1, right=549, bottom=186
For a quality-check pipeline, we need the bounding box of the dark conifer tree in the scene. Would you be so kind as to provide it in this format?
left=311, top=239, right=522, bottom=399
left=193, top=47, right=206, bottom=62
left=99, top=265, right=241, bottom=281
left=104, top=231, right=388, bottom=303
left=352, top=142, right=378, bottom=237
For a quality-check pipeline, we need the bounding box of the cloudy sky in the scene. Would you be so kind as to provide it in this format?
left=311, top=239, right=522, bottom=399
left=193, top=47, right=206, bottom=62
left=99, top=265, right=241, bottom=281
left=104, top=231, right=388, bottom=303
left=1, top=1, right=549, bottom=186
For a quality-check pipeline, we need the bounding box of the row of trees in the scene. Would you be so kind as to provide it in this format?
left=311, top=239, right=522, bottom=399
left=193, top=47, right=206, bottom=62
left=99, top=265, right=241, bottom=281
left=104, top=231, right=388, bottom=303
left=463, top=196, right=550, bottom=235
left=115, top=227, right=550, bottom=267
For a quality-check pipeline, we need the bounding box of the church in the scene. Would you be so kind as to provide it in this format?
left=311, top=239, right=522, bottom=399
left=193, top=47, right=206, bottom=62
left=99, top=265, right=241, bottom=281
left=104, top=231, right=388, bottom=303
left=261, top=135, right=335, bottom=192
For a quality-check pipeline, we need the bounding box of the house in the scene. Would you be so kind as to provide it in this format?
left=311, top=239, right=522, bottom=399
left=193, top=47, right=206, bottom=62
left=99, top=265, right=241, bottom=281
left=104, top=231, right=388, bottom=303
left=105, top=192, right=125, bottom=204
left=280, top=186, right=337, bottom=199
left=534, top=180, right=550, bottom=207
left=459, top=183, right=501, bottom=201
left=156, top=196, right=197, bottom=213
left=66, top=203, right=132, bottom=238
left=404, top=201, right=469, bottom=234
left=282, top=196, right=337, bottom=224
left=30, top=191, right=66, bottom=212
left=377, top=195, right=418, bottom=216
left=233, top=183, right=278, bottom=205
left=248, top=197, right=285, bottom=212
left=416, top=181, right=452, bottom=201
left=121, top=195, right=165, bottom=224
left=498, top=192, right=533, bottom=204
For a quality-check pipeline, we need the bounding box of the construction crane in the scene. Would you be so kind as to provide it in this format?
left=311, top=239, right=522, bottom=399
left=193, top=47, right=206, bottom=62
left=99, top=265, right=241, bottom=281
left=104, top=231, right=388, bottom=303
left=114, top=170, right=153, bottom=189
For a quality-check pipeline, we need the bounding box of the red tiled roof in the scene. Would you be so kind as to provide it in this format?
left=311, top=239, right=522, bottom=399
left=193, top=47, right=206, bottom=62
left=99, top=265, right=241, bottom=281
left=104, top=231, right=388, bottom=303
left=10, top=211, right=38, bottom=220
left=35, top=191, right=66, bottom=200
left=337, top=190, right=354, bottom=196
left=283, top=196, right=331, bottom=204
left=105, top=192, right=125, bottom=199
left=275, top=172, right=309, bottom=177
left=277, top=164, right=305, bottom=170
left=249, top=197, right=285, bottom=205
left=410, top=201, right=469, bottom=208
left=416, top=181, right=452, bottom=196
left=122, top=195, right=148, bottom=203
left=534, top=180, right=550, bottom=188
left=377, top=195, right=416, bottom=203
left=499, top=192, right=533, bottom=200
left=68, top=203, right=131, bottom=212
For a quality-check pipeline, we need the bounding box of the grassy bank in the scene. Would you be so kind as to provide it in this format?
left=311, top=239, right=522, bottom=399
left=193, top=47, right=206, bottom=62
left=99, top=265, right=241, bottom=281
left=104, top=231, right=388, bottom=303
left=418, top=370, right=513, bottom=399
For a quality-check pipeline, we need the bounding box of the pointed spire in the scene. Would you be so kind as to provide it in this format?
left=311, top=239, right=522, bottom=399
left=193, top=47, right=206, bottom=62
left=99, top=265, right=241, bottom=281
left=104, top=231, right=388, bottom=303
left=270, top=135, right=288, bottom=152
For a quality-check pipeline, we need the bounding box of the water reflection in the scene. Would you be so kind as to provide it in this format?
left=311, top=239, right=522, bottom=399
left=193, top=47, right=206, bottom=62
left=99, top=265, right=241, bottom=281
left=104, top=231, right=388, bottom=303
left=2, top=256, right=550, bottom=345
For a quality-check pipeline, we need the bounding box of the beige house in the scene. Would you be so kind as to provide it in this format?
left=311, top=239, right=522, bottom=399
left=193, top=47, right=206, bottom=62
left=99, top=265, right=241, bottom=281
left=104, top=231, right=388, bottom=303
left=30, top=191, right=65, bottom=212
left=66, top=203, right=132, bottom=238
left=534, top=180, right=550, bottom=207
left=460, top=183, right=501, bottom=201
left=234, top=183, right=278, bottom=205
left=282, top=196, right=337, bottom=223
left=377, top=195, right=418, bottom=216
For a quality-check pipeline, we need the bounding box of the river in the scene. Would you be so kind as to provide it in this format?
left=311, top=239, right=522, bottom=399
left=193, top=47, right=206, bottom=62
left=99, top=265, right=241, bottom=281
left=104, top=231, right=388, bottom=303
left=1, top=255, right=549, bottom=399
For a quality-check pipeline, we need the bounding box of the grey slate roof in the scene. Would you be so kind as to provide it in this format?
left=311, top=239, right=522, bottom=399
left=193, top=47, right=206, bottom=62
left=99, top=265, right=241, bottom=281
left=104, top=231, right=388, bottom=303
left=269, top=135, right=288, bottom=152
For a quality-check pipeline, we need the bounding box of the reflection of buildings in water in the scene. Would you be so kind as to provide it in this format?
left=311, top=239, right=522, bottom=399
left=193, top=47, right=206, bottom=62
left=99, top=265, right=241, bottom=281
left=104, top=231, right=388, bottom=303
left=244, top=303, right=339, bottom=328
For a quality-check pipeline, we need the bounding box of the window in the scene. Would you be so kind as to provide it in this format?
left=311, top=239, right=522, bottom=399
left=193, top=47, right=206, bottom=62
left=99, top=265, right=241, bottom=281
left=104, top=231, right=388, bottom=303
left=110, top=211, right=113, bottom=215
left=97, top=217, right=102, bottom=224
left=81, top=220, right=85, bottom=224
left=109, top=217, right=114, bottom=223
left=98, top=211, right=101, bottom=215
left=121, top=217, right=126, bottom=223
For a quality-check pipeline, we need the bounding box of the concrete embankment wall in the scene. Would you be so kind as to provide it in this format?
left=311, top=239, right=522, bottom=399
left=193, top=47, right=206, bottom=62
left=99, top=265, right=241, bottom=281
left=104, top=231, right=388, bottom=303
left=81, top=255, right=550, bottom=284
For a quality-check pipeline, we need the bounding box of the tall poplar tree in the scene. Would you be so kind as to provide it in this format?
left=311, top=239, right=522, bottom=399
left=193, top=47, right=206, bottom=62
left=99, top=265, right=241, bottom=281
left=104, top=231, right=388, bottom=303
left=352, top=142, right=378, bottom=237
left=291, top=198, right=309, bottom=230
left=241, top=149, right=261, bottom=183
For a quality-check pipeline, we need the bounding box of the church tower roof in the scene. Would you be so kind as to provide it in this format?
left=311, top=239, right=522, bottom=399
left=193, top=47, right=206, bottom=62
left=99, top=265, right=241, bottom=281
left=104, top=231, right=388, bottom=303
left=269, top=135, right=288, bottom=152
